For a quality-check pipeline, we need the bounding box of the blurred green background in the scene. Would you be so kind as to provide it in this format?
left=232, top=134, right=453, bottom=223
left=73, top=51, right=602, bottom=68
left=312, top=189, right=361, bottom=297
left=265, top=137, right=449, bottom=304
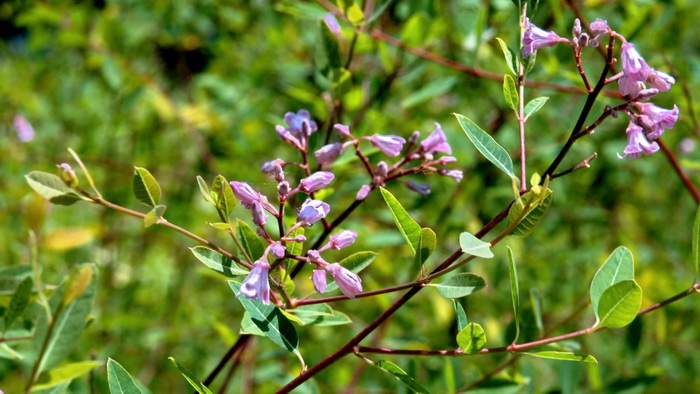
left=2, top=0, right=700, bottom=392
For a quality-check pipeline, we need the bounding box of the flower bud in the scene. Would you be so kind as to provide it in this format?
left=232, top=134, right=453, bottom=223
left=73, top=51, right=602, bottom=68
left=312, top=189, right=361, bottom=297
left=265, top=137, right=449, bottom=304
left=299, top=171, right=334, bottom=193
left=324, top=263, right=362, bottom=298
left=375, top=161, right=388, bottom=178
left=328, top=230, right=358, bottom=250
left=356, top=185, right=371, bottom=201
left=307, top=249, right=323, bottom=263
left=420, top=123, right=452, bottom=154
left=252, top=201, right=267, bottom=227
left=334, top=123, right=351, bottom=138
left=406, top=181, right=431, bottom=197
left=311, top=270, right=327, bottom=293
left=230, top=181, right=263, bottom=209
left=270, top=242, right=286, bottom=259
left=57, top=163, right=79, bottom=188
left=278, top=181, right=290, bottom=197
left=297, top=199, right=330, bottom=226
left=438, top=168, right=464, bottom=182
left=408, top=130, right=420, bottom=145
left=315, top=143, right=344, bottom=166
left=13, top=114, right=35, bottom=143
left=370, top=134, right=406, bottom=157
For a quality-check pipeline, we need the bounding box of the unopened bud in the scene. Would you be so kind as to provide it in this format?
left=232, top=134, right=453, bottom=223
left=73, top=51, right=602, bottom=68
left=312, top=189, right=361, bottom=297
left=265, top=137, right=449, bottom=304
left=637, top=88, right=659, bottom=101
left=408, top=131, right=420, bottom=145
left=375, top=161, right=388, bottom=178
left=577, top=33, right=589, bottom=47
left=573, top=18, right=582, bottom=37
left=278, top=181, right=290, bottom=196
left=57, top=163, right=79, bottom=188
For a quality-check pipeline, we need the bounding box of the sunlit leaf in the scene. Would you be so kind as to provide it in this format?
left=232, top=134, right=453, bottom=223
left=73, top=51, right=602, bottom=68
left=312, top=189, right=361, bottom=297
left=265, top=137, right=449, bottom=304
left=459, top=232, right=493, bottom=258
left=598, top=280, right=642, bottom=329
left=506, top=187, right=553, bottom=237
left=454, top=113, right=515, bottom=179
left=433, top=273, right=486, bottom=299
left=524, top=97, right=549, bottom=119
left=503, top=74, right=518, bottom=111
left=25, top=171, right=82, bottom=206
left=495, top=37, right=518, bottom=75
left=107, top=358, right=145, bottom=394
left=143, top=205, right=166, bottom=228
left=63, top=266, right=93, bottom=304
left=237, top=219, right=265, bottom=262
left=190, top=246, right=248, bottom=277
left=380, top=187, right=421, bottom=254
left=414, top=228, right=436, bottom=268
left=508, top=247, right=520, bottom=343
left=132, top=167, right=161, bottom=207
left=590, top=247, right=635, bottom=322
left=521, top=351, right=597, bottom=363
left=196, top=175, right=213, bottom=203
left=457, top=323, right=487, bottom=354
left=373, top=360, right=429, bottom=394
left=169, top=357, right=212, bottom=394
left=454, top=301, right=468, bottom=331
left=32, top=361, right=102, bottom=391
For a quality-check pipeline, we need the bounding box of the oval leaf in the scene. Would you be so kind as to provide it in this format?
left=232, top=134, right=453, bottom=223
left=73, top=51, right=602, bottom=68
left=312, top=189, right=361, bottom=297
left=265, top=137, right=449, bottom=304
left=380, top=187, right=421, bottom=254
left=5, top=276, right=33, bottom=329
left=236, top=219, right=265, bottom=262
left=196, top=175, right=213, bottom=203
left=415, top=227, right=437, bottom=268
left=168, top=357, right=213, bottom=394
left=506, top=187, right=553, bottom=237
left=132, top=167, right=161, bottom=207
left=229, top=281, right=300, bottom=355
left=143, top=205, right=166, bottom=228
left=459, top=232, right=493, bottom=258
left=107, top=358, right=145, bottom=394
left=190, top=246, right=248, bottom=277
left=524, top=97, right=549, bottom=119
left=373, top=360, right=429, bottom=394
left=503, top=74, right=518, bottom=111
left=495, top=37, right=518, bottom=76
left=457, top=323, right=487, bottom=354
left=454, top=113, right=515, bottom=179
left=454, top=301, right=468, bottom=331
left=598, top=280, right=642, bottom=329
left=521, top=351, right=597, bottom=363
left=32, top=360, right=103, bottom=391
left=25, top=171, right=82, bottom=206
left=433, top=273, right=486, bottom=299
left=211, top=175, right=237, bottom=220
left=590, top=247, right=635, bottom=322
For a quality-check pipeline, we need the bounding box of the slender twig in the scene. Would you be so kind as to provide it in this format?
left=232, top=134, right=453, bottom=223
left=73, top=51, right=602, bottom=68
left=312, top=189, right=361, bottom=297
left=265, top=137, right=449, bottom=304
left=202, top=335, right=251, bottom=386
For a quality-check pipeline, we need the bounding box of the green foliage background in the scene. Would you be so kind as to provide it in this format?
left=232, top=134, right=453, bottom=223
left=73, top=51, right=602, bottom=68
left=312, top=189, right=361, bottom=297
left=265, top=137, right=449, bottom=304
left=2, top=0, right=699, bottom=392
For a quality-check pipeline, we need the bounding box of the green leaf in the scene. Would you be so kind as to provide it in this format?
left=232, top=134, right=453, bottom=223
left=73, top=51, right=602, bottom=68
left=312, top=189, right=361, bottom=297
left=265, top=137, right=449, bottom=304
left=0, top=343, right=23, bottom=360
left=401, top=77, right=458, bottom=109
left=190, top=246, right=248, bottom=277
left=694, top=204, right=700, bottom=280
left=524, top=97, right=549, bottom=119
left=495, top=38, right=518, bottom=75
left=196, top=175, right=213, bottom=203
left=454, top=113, right=515, bottom=179
left=459, top=232, right=493, bottom=258
left=380, top=187, right=421, bottom=254
left=503, top=74, right=518, bottom=111
left=506, top=187, right=553, bottom=237
left=433, top=273, right=486, bottom=299
left=372, top=360, right=429, bottom=394
left=523, top=50, right=537, bottom=74
left=288, top=304, right=335, bottom=320
left=457, top=323, right=487, bottom=354
left=33, top=265, right=97, bottom=374
left=325, top=251, right=377, bottom=293
left=229, top=281, right=300, bottom=355
left=346, top=2, right=364, bottom=25
left=521, top=351, right=598, bottom=363
left=143, top=205, right=166, bottom=228
left=295, top=310, right=352, bottom=326
left=169, top=357, right=212, bottom=394
left=414, top=228, right=436, bottom=268
left=25, top=171, right=82, bottom=205
left=211, top=175, right=237, bottom=220
left=62, top=265, right=94, bottom=304
left=32, top=361, right=103, bottom=391
left=240, top=312, right=265, bottom=336
left=132, top=167, right=161, bottom=207
left=5, top=276, right=33, bottom=330
left=508, top=247, right=520, bottom=343
left=107, top=358, right=145, bottom=394
left=284, top=227, right=305, bottom=270
left=530, top=289, right=544, bottom=336
left=598, top=280, right=642, bottom=329
left=590, top=247, right=635, bottom=323
left=454, top=301, right=468, bottom=331
left=236, top=219, right=265, bottom=261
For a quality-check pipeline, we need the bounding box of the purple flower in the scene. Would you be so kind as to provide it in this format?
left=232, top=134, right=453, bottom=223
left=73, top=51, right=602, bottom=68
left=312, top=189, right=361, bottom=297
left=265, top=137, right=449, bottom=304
left=328, top=230, right=358, bottom=250
left=421, top=123, right=452, bottom=154
left=13, top=115, right=35, bottom=143
left=270, top=242, right=286, bottom=259
left=439, top=169, right=464, bottom=182
left=261, top=159, right=285, bottom=181
left=356, top=185, right=371, bottom=200
left=334, top=123, right=352, bottom=138
left=406, top=181, right=431, bottom=197
left=252, top=201, right=267, bottom=227
left=297, top=199, right=330, bottom=226
left=276, top=125, right=303, bottom=149
left=239, top=260, right=271, bottom=305
left=618, top=43, right=652, bottom=96
left=588, top=18, right=610, bottom=47
left=371, top=134, right=406, bottom=157
left=284, top=109, right=318, bottom=138
left=325, top=263, right=362, bottom=298
left=647, top=70, right=675, bottom=92
left=307, top=249, right=323, bottom=263
left=636, top=103, right=679, bottom=139
left=230, top=181, right=263, bottom=209
left=315, top=143, right=344, bottom=165
left=311, top=270, right=327, bottom=293
left=299, top=171, right=334, bottom=193
left=522, top=18, right=568, bottom=58
left=619, top=121, right=659, bottom=160
left=323, top=13, right=341, bottom=35
left=278, top=181, right=290, bottom=196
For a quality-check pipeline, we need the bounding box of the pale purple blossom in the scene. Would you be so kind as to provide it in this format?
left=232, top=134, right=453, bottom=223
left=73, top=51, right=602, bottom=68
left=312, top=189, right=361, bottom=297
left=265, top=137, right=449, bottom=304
left=230, top=181, right=264, bottom=209
left=307, top=249, right=323, bottom=263
left=328, top=230, right=358, bottom=250
left=270, top=242, right=286, bottom=259
left=299, top=171, right=334, bottom=193
left=356, top=185, right=371, bottom=200
left=325, top=263, right=362, bottom=298
left=647, top=70, right=675, bottom=92
left=297, top=199, right=330, bottom=226
left=252, top=201, right=268, bottom=226
left=284, top=109, right=317, bottom=138
left=13, top=115, right=35, bottom=142
left=239, top=260, right=271, bottom=305
left=522, top=18, right=568, bottom=58
left=371, top=134, right=406, bottom=157
left=261, top=159, right=285, bottom=181
left=588, top=18, right=610, bottom=47
left=311, top=270, right=327, bottom=293
left=334, top=123, right=352, bottom=138
left=618, top=43, right=652, bottom=96
left=434, top=156, right=457, bottom=165
left=636, top=103, right=679, bottom=139
left=619, top=120, right=659, bottom=160
left=323, top=13, right=341, bottom=35
left=406, top=181, right=431, bottom=197
left=315, top=143, right=344, bottom=165
left=421, top=123, right=452, bottom=154
left=276, top=125, right=303, bottom=149
left=439, top=169, right=464, bottom=183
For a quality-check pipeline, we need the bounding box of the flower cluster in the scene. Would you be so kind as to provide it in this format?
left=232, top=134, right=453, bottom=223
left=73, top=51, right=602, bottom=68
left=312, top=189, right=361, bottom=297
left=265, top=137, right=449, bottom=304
left=522, top=18, right=679, bottom=160
left=234, top=109, right=464, bottom=304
